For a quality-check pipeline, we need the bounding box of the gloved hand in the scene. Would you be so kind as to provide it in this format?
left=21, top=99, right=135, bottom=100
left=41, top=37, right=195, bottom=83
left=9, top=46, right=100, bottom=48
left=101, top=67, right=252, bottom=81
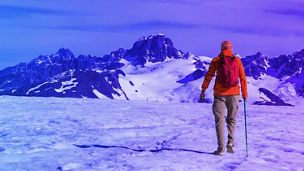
left=199, top=91, right=205, bottom=101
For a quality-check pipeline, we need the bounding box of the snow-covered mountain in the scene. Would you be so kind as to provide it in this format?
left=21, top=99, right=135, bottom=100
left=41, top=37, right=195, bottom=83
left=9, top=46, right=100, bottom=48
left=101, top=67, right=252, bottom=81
left=0, top=34, right=194, bottom=100
left=0, top=34, right=303, bottom=106
left=241, top=50, right=304, bottom=105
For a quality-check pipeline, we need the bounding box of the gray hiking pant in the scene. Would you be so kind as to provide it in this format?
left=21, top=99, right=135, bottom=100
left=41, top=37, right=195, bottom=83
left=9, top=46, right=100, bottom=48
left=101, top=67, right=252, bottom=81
left=212, top=95, right=239, bottom=148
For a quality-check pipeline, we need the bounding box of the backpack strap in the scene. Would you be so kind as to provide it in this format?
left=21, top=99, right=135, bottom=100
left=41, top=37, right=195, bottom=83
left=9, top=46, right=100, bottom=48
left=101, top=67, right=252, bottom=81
left=219, top=54, right=236, bottom=58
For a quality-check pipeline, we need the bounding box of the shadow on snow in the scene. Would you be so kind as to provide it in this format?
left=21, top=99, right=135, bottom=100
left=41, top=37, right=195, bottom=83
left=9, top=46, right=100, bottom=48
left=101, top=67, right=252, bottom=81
left=73, top=144, right=213, bottom=155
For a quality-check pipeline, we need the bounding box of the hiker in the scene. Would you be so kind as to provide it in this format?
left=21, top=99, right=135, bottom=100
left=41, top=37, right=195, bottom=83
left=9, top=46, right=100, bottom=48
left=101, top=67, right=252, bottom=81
left=199, top=40, right=248, bottom=155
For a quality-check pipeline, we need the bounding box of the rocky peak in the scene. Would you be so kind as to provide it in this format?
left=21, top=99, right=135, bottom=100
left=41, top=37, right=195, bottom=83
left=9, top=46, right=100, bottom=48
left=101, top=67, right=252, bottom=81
left=267, top=49, right=304, bottom=78
left=131, top=34, right=172, bottom=51
left=108, top=48, right=126, bottom=62
left=56, top=48, right=75, bottom=60
left=293, top=49, right=304, bottom=63
left=124, top=34, right=185, bottom=66
left=254, top=52, right=268, bottom=65
left=0, top=62, right=27, bottom=77
left=293, top=48, right=304, bottom=56
left=242, top=52, right=269, bottom=79
left=26, top=48, right=75, bottom=72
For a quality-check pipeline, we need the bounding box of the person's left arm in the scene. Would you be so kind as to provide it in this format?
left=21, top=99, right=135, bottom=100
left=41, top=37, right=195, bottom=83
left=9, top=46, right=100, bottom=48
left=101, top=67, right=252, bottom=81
left=239, top=58, right=248, bottom=100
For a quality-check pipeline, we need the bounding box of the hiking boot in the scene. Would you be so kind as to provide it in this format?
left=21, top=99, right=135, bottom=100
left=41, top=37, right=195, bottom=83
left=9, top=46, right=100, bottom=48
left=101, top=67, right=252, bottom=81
left=226, top=144, right=235, bottom=153
left=213, top=147, right=225, bottom=156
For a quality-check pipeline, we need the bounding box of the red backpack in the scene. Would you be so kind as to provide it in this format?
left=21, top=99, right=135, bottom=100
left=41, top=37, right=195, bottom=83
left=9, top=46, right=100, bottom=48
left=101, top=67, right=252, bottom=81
left=218, top=55, right=239, bottom=87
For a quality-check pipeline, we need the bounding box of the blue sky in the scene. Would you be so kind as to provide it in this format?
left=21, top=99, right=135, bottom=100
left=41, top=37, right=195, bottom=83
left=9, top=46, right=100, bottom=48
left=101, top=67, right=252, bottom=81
left=0, top=0, right=304, bottom=69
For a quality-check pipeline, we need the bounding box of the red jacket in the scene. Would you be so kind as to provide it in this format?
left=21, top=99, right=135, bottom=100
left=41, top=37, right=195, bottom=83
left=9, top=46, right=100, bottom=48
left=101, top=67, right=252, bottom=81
left=201, top=50, right=248, bottom=98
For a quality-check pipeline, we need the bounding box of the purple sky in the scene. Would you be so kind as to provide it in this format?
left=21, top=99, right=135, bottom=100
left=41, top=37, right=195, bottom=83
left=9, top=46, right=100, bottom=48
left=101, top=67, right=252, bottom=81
left=0, top=0, right=304, bottom=69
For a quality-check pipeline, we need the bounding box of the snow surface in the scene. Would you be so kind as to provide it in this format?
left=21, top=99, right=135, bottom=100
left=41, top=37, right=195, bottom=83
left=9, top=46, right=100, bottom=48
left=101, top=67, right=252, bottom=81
left=118, top=56, right=300, bottom=105
left=118, top=57, right=219, bottom=103
left=120, top=58, right=197, bottom=102
left=0, top=96, right=303, bottom=170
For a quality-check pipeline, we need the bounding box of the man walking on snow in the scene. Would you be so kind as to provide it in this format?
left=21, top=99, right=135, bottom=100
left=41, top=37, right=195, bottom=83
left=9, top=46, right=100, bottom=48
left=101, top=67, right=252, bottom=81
left=200, top=41, right=248, bottom=156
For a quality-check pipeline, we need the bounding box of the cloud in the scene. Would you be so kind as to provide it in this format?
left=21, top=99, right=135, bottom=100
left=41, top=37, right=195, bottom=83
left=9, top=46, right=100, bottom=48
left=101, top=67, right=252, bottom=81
left=212, top=25, right=304, bottom=37
left=147, top=0, right=197, bottom=4
left=130, top=0, right=214, bottom=5
left=0, top=4, right=75, bottom=18
left=51, top=21, right=197, bottom=33
left=265, top=8, right=304, bottom=19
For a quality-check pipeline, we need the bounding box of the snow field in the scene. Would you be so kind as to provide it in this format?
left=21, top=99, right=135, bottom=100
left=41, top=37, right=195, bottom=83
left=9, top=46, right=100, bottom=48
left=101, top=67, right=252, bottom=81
left=0, top=96, right=303, bottom=170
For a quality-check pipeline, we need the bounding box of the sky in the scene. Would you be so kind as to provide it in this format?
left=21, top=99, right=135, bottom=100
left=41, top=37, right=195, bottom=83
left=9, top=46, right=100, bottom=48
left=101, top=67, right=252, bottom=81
left=0, top=0, right=304, bottom=69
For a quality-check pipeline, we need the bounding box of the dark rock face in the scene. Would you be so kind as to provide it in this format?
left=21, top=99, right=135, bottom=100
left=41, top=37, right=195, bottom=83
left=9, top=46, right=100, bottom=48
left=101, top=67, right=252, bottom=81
left=241, top=52, right=269, bottom=79
left=269, top=49, right=304, bottom=79
left=0, top=63, right=27, bottom=77
left=22, top=70, right=127, bottom=99
left=254, top=88, right=293, bottom=106
left=177, top=69, right=206, bottom=84
left=267, top=54, right=301, bottom=78
left=0, top=49, right=77, bottom=96
left=242, top=49, right=304, bottom=80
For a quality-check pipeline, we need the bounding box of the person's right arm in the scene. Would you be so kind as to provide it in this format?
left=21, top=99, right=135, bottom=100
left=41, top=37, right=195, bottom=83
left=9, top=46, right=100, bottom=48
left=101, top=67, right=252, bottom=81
left=200, top=59, right=216, bottom=100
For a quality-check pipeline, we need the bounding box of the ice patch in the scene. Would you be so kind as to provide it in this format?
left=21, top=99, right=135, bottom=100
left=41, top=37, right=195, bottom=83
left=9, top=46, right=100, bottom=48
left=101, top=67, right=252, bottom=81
left=276, top=83, right=297, bottom=97
left=92, top=89, right=107, bottom=99
left=26, top=82, right=49, bottom=95
left=53, top=143, right=70, bottom=150
left=259, top=91, right=272, bottom=102
left=198, top=56, right=212, bottom=62
left=55, top=78, right=78, bottom=93
left=62, top=163, right=82, bottom=170
left=36, top=60, right=43, bottom=64
left=112, top=87, right=127, bottom=100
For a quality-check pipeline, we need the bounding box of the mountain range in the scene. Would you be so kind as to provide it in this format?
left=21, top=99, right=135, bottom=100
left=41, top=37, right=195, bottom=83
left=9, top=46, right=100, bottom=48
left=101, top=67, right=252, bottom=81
left=0, top=34, right=303, bottom=106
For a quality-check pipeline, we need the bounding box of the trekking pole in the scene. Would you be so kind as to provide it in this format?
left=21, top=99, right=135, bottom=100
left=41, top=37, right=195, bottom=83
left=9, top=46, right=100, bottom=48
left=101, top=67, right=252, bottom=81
left=244, top=100, right=248, bottom=157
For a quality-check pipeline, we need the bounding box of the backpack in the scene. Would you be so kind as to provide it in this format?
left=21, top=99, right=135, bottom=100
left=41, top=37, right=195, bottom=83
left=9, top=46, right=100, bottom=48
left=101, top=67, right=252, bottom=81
left=218, top=55, right=239, bottom=87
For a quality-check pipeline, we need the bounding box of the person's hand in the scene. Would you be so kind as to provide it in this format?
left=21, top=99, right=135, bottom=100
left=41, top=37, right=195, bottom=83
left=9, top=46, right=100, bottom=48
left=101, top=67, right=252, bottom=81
left=199, top=91, right=205, bottom=101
